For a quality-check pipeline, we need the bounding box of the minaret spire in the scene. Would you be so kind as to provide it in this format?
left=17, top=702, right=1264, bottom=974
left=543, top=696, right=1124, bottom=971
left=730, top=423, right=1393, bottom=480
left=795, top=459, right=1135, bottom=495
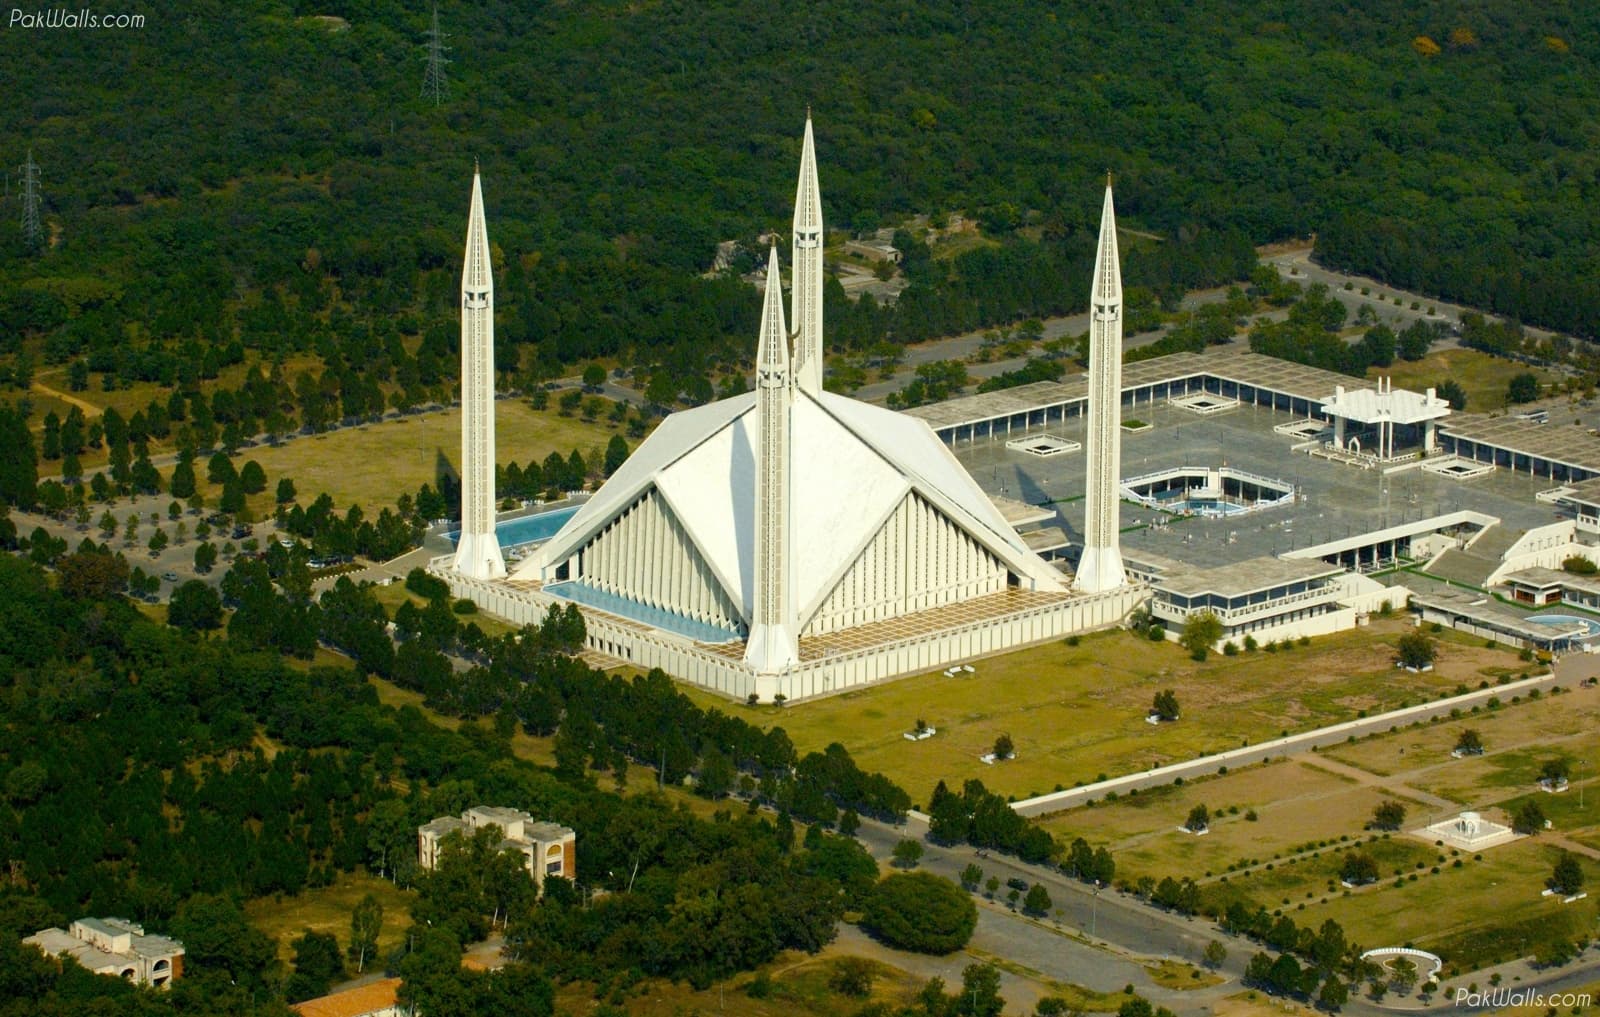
left=452, top=167, right=507, bottom=581
left=746, top=246, right=798, bottom=686
left=1076, top=181, right=1126, bottom=594
left=790, top=113, right=825, bottom=394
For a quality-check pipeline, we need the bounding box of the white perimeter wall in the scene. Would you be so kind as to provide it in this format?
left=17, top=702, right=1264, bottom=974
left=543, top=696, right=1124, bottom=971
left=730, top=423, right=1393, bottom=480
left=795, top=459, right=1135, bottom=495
left=440, top=564, right=1144, bottom=703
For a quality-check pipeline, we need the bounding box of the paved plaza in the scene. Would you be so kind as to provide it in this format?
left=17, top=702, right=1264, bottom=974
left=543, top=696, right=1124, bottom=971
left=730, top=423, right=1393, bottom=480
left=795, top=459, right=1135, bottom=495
left=952, top=399, right=1566, bottom=571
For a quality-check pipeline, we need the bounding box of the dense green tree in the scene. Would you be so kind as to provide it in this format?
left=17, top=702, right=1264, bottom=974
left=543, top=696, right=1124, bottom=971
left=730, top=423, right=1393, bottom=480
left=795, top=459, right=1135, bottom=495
left=285, top=929, right=343, bottom=1003
left=1179, top=611, right=1222, bottom=660
left=1549, top=852, right=1584, bottom=896
left=169, top=579, right=223, bottom=630
left=862, top=873, right=977, bottom=954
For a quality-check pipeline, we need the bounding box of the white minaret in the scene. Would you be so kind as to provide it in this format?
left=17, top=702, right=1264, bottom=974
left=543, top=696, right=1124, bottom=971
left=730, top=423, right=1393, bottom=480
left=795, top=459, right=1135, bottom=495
left=746, top=246, right=799, bottom=687
left=1076, top=179, right=1126, bottom=594
left=791, top=112, right=825, bottom=394
left=452, top=165, right=507, bottom=581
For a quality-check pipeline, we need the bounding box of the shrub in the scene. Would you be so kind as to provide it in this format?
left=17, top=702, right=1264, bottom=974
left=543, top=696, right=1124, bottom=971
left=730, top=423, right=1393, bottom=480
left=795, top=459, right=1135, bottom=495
left=862, top=873, right=977, bottom=954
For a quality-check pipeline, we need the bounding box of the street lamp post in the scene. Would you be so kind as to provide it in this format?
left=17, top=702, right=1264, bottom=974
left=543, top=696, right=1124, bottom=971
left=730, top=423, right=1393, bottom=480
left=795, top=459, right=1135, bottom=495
left=1091, top=881, right=1100, bottom=939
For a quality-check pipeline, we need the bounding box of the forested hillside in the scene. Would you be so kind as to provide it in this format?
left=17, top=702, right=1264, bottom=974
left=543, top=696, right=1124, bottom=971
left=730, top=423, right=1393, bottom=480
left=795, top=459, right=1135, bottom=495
left=1, top=0, right=1597, bottom=403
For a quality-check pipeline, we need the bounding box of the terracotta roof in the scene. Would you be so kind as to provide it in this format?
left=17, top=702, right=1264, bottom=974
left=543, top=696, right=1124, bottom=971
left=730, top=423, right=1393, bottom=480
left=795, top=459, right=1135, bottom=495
left=291, top=977, right=402, bottom=1017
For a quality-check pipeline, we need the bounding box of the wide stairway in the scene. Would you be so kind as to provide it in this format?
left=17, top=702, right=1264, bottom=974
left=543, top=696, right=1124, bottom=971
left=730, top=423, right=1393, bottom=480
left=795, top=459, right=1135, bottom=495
left=1423, top=524, right=1524, bottom=589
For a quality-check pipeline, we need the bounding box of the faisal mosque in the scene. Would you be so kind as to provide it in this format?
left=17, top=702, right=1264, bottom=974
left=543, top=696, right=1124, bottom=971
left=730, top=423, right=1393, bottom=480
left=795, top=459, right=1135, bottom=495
left=435, top=116, right=1600, bottom=700
left=437, top=116, right=1142, bottom=702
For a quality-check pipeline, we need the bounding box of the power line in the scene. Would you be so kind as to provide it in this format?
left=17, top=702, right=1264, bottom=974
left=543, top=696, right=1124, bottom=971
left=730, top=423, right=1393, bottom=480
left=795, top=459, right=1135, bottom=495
left=421, top=3, right=450, bottom=106
left=18, top=148, right=42, bottom=250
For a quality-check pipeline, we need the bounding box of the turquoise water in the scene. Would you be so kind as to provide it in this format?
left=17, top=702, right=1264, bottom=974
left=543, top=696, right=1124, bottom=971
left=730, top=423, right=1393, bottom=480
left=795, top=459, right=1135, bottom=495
left=544, top=581, right=742, bottom=643
left=1171, top=498, right=1249, bottom=517
left=1527, top=614, right=1600, bottom=636
left=447, top=506, right=579, bottom=548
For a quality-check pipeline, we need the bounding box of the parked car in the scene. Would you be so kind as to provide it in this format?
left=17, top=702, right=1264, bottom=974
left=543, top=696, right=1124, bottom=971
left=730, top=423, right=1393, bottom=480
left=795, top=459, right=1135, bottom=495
left=162, top=572, right=178, bottom=582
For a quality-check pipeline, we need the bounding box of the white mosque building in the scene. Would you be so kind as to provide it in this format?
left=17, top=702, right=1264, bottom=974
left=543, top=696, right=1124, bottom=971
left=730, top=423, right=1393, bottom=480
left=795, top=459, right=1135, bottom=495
left=437, top=117, right=1142, bottom=702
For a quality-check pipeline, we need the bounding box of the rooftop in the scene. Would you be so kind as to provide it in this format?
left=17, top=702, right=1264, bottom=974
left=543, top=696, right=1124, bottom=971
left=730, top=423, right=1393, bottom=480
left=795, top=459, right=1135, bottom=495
left=1441, top=414, right=1600, bottom=474
left=1321, top=383, right=1451, bottom=425
left=1558, top=475, right=1600, bottom=508
left=902, top=350, right=1364, bottom=431
left=291, top=977, right=402, bottom=1017
left=1148, top=555, right=1343, bottom=598
left=1502, top=567, right=1600, bottom=599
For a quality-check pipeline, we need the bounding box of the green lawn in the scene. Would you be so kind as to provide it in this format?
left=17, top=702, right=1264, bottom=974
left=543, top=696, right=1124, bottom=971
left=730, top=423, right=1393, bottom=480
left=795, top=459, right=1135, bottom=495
left=684, top=621, right=1517, bottom=803
left=1302, top=839, right=1600, bottom=970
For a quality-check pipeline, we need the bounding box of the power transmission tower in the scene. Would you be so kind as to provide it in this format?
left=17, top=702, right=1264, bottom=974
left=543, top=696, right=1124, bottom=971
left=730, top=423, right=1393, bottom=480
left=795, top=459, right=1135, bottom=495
left=421, top=3, right=450, bottom=106
left=18, top=148, right=42, bottom=250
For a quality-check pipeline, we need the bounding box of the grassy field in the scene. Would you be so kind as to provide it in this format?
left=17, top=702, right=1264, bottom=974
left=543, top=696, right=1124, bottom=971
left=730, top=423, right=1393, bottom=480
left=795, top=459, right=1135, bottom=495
left=1040, top=759, right=1433, bottom=881
left=244, top=871, right=414, bottom=966
left=1204, top=835, right=1444, bottom=913
left=1369, top=348, right=1555, bottom=414
left=1041, top=683, right=1600, bottom=976
left=238, top=400, right=620, bottom=513
left=1323, top=690, right=1597, bottom=779
left=1306, top=839, right=1600, bottom=970
left=683, top=620, right=1520, bottom=804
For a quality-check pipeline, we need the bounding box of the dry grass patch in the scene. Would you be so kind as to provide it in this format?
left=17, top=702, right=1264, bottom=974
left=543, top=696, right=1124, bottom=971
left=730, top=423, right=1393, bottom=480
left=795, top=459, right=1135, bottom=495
left=245, top=872, right=414, bottom=965
left=1323, top=689, right=1598, bottom=778
left=1370, top=348, right=1555, bottom=413
left=238, top=401, right=620, bottom=513
left=1144, top=958, right=1224, bottom=990
left=1041, top=759, right=1420, bottom=881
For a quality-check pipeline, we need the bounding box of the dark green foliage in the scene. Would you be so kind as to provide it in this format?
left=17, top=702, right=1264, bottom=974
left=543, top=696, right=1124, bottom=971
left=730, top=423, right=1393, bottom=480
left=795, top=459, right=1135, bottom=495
left=239, top=460, right=268, bottom=495
left=1396, top=632, right=1435, bottom=669
left=1370, top=800, right=1406, bottom=831
left=862, top=873, right=977, bottom=954
left=169, top=579, right=223, bottom=630
left=1340, top=852, right=1379, bottom=885
left=1151, top=689, right=1179, bottom=721
left=1022, top=882, right=1051, bottom=916
left=1062, top=836, right=1116, bottom=886
left=1436, top=379, right=1468, bottom=411
left=892, top=838, right=925, bottom=868
left=285, top=929, right=343, bottom=1003
left=1506, top=372, right=1541, bottom=404
left=1513, top=799, right=1547, bottom=835
left=1548, top=852, right=1583, bottom=896
left=926, top=778, right=1055, bottom=862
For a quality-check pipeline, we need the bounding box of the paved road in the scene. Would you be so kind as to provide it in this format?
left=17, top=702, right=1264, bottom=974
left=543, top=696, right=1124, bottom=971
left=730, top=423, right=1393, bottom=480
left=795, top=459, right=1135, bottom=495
left=855, top=814, right=1248, bottom=1013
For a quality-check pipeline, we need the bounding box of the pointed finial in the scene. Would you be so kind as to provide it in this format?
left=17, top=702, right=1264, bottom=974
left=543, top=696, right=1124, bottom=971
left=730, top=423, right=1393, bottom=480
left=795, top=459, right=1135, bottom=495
left=1106, top=169, right=1113, bottom=188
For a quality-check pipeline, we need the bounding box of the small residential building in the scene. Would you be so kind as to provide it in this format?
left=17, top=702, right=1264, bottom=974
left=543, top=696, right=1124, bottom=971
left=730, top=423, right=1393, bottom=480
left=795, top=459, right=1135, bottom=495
left=844, top=238, right=901, bottom=264
left=292, top=977, right=405, bottom=1017
left=418, top=806, right=575, bottom=888
left=24, top=917, right=184, bottom=988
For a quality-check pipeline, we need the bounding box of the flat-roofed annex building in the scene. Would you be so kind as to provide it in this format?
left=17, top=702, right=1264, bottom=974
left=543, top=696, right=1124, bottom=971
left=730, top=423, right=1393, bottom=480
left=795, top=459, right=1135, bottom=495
left=419, top=806, right=575, bottom=889
left=24, top=917, right=184, bottom=988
